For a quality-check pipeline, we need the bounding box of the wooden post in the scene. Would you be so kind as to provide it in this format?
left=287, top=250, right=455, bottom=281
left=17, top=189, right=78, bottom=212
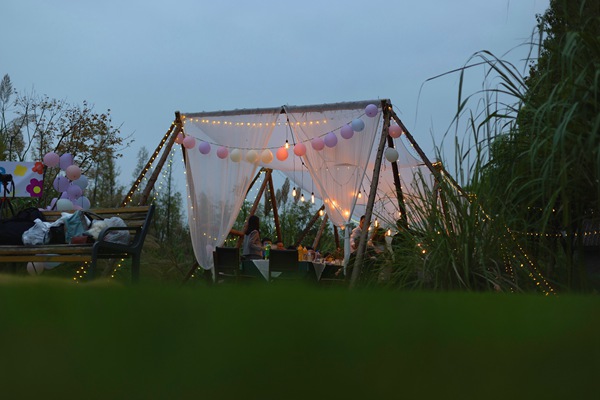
left=236, top=169, right=271, bottom=247
left=139, top=112, right=182, bottom=206
left=312, top=213, right=329, bottom=249
left=267, top=173, right=283, bottom=243
left=350, top=100, right=390, bottom=288
left=333, top=225, right=340, bottom=250
left=386, top=122, right=408, bottom=228
left=121, top=122, right=176, bottom=207
left=294, top=204, right=325, bottom=247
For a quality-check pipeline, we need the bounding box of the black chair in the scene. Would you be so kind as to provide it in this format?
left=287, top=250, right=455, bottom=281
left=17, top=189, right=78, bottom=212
left=268, top=249, right=305, bottom=281
left=214, top=246, right=240, bottom=282
left=214, top=246, right=257, bottom=283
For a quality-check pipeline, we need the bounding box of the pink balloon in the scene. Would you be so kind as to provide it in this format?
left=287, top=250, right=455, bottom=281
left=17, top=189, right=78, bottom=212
left=217, top=146, right=228, bottom=159
left=365, top=103, right=379, bottom=117
left=43, top=152, right=60, bottom=167
left=183, top=136, right=196, bottom=149
left=198, top=141, right=211, bottom=154
left=311, top=137, right=325, bottom=151
left=389, top=125, right=403, bottom=138
left=59, top=153, right=73, bottom=170
left=65, top=165, right=81, bottom=181
left=340, top=124, right=354, bottom=139
left=276, top=147, right=288, bottom=161
left=293, top=143, right=307, bottom=157
left=324, top=132, right=338, bottom=148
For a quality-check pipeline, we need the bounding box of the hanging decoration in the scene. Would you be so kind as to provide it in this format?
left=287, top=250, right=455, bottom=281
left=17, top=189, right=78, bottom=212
left=183, top=136, right=196, bottom=149
left=175, top=132, right=184, bottom=144
left=217, top=146, right=228, bottom=159
left=384, top=148, right=399, bottom=163
left=324, top=132, right=338, bottom=148
left=261, top=149, right=274, bottom=164
left=246, top=149, right=259, bottom=163
left=276, top=147, right=289, bottom=161
left=230, top=148, right=242, bottom=162
left=389, top=124, right=402, bottom=138
left=293, top=143, right=307, bottom=157
left=311, top=137, right=325, bottom=151
left=351, top=118, right=365, bottom=132
left=340, top=124, right=354, bottom=139
left=198, top=141, right=211, bottom=154
left=365, top=103, right=379, bottom=118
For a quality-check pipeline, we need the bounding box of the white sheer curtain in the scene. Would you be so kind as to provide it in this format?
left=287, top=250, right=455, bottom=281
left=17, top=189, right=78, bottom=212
left=183, top=110, right=280, bottom=269
left=181, top=100, right=394, bottom=269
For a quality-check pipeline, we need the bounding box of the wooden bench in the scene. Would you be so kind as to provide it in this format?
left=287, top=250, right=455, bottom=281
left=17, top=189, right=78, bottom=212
left=0, top=205, right=155, bottom=282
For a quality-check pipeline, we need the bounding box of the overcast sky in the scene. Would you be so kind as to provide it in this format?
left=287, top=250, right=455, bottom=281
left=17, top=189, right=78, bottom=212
left=2, top=0, right=549, bottom=194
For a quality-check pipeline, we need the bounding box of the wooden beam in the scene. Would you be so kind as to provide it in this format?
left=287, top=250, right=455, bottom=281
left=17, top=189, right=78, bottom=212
left=350, top=100, right=390, bottom=288
left=294, top=204, right=325, bottom=247
left=333, top=225, right=340, bottom=249
left=312, top=213, right=329, bottom=249
left=267, top=173, right=283, bottom=242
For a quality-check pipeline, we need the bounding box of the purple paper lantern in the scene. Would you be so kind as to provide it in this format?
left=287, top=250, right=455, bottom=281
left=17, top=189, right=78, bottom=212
left=324, top=132, right=338, bottom=148
left=340, top=124, right=354, bottom=140
left=311, top=137, right=325, bottom=151
left=198, top=141, right=211, bottom=154
left=365, top=104, right=379, bottom=117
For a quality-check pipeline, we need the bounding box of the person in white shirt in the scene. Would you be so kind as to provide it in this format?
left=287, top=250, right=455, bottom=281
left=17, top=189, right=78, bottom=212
left=350, top=215, right=365, bottom=253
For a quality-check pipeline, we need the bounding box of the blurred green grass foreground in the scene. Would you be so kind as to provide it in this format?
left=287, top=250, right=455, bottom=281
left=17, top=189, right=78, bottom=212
left=0, top=276, right=598, bottom=399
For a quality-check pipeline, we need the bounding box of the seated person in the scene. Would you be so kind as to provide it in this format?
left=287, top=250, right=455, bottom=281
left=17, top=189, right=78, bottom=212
left=275, top=240, right=285, bottom=250
left=242, top=215, right=263, bottom=260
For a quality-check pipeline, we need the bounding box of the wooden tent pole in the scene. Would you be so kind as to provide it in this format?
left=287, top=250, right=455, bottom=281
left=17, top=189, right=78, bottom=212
left=267, top=173, right=283, bottom=242
left=386, top=111, right=408, bottom=228
left=350, top=100, right=390, bottom=288
left=138, top=111, right=182, bottom=206
left=236, top=169, right=271, bottom=247
left=120, top=122, right=176, bottom=207
left=294, top=204, right=325, bottom=247
left=333, top=225, right=340, bottom=249
left=312, top=213, right=329, bottom=250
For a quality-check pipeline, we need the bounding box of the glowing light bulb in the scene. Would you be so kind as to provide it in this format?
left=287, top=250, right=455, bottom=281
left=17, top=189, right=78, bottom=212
left=285, top=140, right=290, bottom=149
left=311, top=192, right=315, bottom=203
left=292, top=187, right=296, bottom=197
left=375, top=218, right=379, bottom=227
left=358, top=192, right=362, bottom=199
left=300, top=193, right=305, bottom=202
left=319, top=209, right=324, bottom=216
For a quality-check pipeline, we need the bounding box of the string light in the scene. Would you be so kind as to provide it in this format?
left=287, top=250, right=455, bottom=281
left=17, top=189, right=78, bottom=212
left=292, top=187, right=296, bottom=197
left=311, top=192, right=315, bottom=204
left=300, top=193, right=305, bottom=202
left=285, top=140, right=290, bottom=149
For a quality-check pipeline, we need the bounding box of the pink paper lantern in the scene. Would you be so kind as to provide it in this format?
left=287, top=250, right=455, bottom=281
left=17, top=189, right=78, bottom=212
left=217, top=146, right=229, bottom=159
left=365, top=103, right=379, bottom=117
left=43, top=152, right=60, bottom=167
left=324, top=132, right=338, bottom=148
left=276, top=147, right=288, bottom=161
left=340, top=124, right=354, bottom=140
left=389, top=125, right=403, bottom=138
left=293, top=143, right=307, bottom=157
left=175, top=132, right=184, bottom=144
left=198, top=141, right=211, bottom=154
left=65, top=165, right=81, bottom=181
left=311, top=137, right=325, bottom=151
left=183, top=136, right=196, bottom=149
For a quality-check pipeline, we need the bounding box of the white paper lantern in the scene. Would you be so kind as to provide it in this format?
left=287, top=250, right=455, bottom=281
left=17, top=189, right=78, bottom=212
left=230, top=149, right=242, bottom=162
left=261, top=149, right=274, bottom=164
left=384, top=148, right=399, bottom=163
left=246, top=150, right=258, bottom=163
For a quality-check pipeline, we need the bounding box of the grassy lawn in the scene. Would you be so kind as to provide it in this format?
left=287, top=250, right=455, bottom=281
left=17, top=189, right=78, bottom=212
left=0, top=276, right=597, bottom=399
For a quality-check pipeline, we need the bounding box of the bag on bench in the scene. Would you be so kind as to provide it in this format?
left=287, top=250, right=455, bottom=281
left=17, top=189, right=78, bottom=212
left=0, top=207, right=46, bottom=245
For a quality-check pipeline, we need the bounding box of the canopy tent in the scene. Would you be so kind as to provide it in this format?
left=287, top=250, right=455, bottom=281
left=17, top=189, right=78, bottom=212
left=176, top=99, right=440, bottom=271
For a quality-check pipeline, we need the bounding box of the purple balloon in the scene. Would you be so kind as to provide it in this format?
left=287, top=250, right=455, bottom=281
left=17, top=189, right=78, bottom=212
left=67, top=184, right=83, bottom=200
left=365, top=104, right=378, bottom=117
left=340, top=124, right=354, bottom=139
left=311, top=137, right=325, bottom=151
left=53, top=176, right=70, bottom=192
left=59, top=153, right=73, bottom=170
left=351, top=119, right=365, bottom=132
left=198, top=141, right=211, bottom=154
left=324, top=132, right=338, bottom=148
left=217, top=146, right=228, bottom=159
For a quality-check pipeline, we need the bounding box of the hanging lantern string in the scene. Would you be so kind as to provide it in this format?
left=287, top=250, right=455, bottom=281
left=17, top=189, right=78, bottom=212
left=181, top=108, right=376, bottom=151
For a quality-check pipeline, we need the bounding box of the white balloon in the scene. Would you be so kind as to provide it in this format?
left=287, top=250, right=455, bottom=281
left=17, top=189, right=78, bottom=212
left=56, top=198, right=74, bottom=211
left=26, top=262, right=44, bottom=275
left=73, top=196, right=91, bottom=210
